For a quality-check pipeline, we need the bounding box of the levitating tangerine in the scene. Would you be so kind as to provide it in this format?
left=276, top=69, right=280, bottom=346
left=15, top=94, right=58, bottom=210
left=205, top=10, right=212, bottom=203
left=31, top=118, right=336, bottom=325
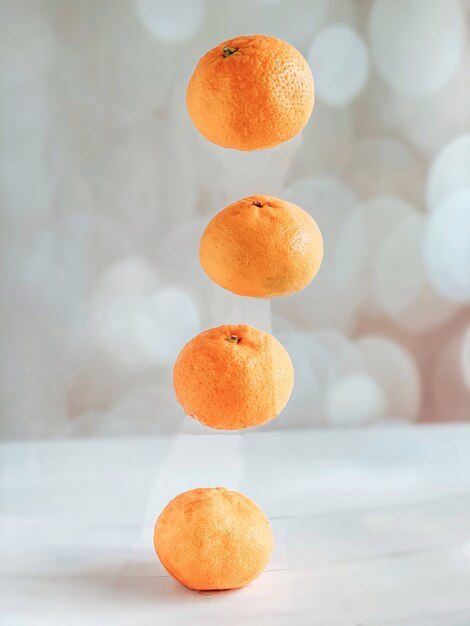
left=173, top=324, right=294, bottom=430
left=200, top=195, right=323, bottom=297
left=187, top=35, right=314, bottom=150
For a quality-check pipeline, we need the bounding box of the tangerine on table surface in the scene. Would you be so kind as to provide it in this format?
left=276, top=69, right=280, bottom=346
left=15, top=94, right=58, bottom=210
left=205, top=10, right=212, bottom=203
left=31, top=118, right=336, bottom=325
left=173, top=324, right=294, bottom=430
left=187, top=35, right=314, bottom=151
left=154, top=487, right=273, bottom=590
left=200, top=194, right=323, bottom=297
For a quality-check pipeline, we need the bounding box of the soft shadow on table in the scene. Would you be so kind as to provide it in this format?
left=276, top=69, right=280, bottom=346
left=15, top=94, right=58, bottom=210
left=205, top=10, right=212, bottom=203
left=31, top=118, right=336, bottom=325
left=60, top=559, right=242, bottom=605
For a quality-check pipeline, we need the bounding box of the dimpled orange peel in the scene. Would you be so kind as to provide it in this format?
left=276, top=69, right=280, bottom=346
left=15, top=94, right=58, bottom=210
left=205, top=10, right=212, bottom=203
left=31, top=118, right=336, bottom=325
left=200, top=194, right=323, bottom=297
left=186, top=35, right=314, bottom=150
left=154, top=487, right=273, bottom=590
left=173, top=324, right=294, bottom=430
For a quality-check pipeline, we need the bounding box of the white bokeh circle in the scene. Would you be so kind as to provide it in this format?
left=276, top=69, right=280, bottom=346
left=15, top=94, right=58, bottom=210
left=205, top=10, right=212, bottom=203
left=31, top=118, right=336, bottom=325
left=423, top=190, right=470, bottom=303
left=377, top=50, right=470, bottom=159
left=135, top=0, right=206, bottom=43
left=355, top=336, right=421, bottom=421
left=336, top=196, right=416, bottom=308
left=235, top=0, right=355, bottom=51
left=369, top=0, right=466, bottom=96
left=426, top=134, right=470, bottom=212
left=325, top=374, right=387, bottom=427
left=136, top=287, right=200, bottom=363
left=92, top=260, right=200, bottom=365
left=374, top=214, right=456, bottom=331
left=94, top=257, right=157, bottom=299
left=320, top=331, right=366, bottom=384
left=308, top=25, right=369, bottom=107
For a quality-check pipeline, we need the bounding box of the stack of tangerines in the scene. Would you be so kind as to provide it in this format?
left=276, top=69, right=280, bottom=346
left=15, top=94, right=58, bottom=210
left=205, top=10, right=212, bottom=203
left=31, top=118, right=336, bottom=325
left=154, top=35, right=322, bottom=592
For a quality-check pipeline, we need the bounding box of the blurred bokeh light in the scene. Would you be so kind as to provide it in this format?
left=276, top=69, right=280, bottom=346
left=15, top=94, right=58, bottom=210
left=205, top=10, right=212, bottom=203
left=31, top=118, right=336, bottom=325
left=423, top=190, right=470, bottom=302
left=369, top=0, right=466, bottom=96
left=135, top=0, right=207, bottom=43
left=308, top=25, right=369, bottom=107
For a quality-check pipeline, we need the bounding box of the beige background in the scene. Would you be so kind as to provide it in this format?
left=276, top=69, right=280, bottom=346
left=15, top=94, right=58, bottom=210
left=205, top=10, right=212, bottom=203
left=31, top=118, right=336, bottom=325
left=1, top=0, right=470, bottom=439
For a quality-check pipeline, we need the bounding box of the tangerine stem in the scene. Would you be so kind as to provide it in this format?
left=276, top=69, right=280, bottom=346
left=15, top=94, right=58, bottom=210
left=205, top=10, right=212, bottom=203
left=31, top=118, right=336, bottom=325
left=223, top=47, right=238, bottom=58
left=226, top=335, right=240, bottom=344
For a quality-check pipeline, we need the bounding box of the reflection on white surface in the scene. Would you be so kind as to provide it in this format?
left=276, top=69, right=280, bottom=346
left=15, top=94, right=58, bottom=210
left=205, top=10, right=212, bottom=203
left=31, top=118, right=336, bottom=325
left=427, top=134, right=470, bottom=212
left=2, top=428, right=470, bottom=624
left=140, top=434, right=244, bottom=540
left=369, top=0, right=466, bottom=96
left=135, top=0, right=206, bottom=43
left=423, top=191, right=470, bottom=303
left=308, top=25, right=369, bottom=107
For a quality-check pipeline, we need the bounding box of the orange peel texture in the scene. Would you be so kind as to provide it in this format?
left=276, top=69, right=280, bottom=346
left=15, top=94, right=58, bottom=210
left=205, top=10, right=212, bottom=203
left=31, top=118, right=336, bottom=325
left=187, top=35, right=314, bottom=150
left=173, top=324, right=294, bottom=430
left=154, top=487, right=273, bottom=590
left=200, top=194, right=323, bottom=297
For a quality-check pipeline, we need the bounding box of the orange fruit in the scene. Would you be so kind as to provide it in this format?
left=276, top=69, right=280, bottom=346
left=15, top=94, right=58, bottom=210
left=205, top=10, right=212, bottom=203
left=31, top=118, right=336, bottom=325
left=186, top=35, right=314, bottom=150
left=173, top=324, right=294, bottom=430
left=200, top=194, right=323, bottom=298
left=154, top=487, right=273, bottom=590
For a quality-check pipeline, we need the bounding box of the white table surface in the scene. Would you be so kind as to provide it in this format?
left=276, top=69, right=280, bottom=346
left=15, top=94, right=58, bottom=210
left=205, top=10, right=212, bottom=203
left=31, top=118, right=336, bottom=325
left=1, top=425, right=470, bottom=625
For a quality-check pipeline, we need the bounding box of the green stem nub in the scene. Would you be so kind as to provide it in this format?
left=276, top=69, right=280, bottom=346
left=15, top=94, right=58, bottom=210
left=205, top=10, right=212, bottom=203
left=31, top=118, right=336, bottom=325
left=223, top=46, right=238, bottom=58
left=226, top=335, right=240, bottom=344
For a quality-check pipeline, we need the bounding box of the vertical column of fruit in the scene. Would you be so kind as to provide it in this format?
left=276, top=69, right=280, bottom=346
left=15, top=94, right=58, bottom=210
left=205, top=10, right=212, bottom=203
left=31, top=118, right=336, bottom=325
left=153, top=36, right=321, bottom=592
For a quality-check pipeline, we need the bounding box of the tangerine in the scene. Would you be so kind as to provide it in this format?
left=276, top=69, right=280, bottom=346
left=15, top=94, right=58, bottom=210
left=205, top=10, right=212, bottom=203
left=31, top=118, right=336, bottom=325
left=200, top=194, right=323, bottom=297
left=173, top=324, right=294, bottom=429
left=187, top=35, right=314, bottom=150
left=154, top=487, right=273, bottom=590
